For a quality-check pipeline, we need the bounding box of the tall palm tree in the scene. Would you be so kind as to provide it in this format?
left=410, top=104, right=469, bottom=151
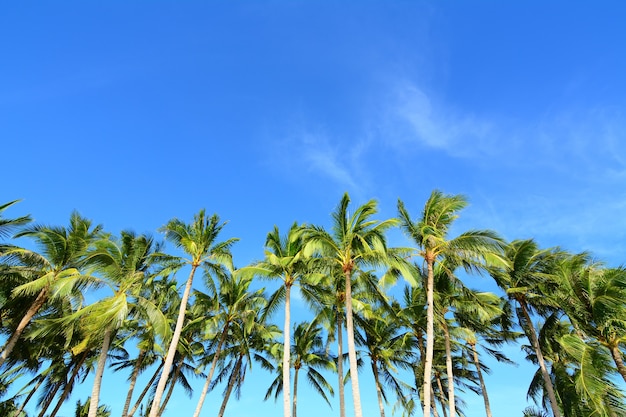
left=0, top=212, right=103, bottom=368
left=148, top=210, right=237, bottom=417
left=356, top=303, right=415, bottom=417
left=398, top=191, right=503, bottom=417
left=489, top=239, right=563, bottom=417
left=191, top=270, right=266, bottom=417
left=238, top=222, right=324, bottom=417
left=304, top=193, right=403, bottom=417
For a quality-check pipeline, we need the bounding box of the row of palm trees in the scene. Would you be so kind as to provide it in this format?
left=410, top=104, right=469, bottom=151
left=0, top=192, right=624, bottom=417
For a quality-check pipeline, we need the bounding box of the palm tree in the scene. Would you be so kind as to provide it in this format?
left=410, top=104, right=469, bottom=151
left=398, top=191, right=503, bottom=417
left=148, top=210, right=237, bottom=417
left=356, top=303, right=415, bottom=417
left=489, top=239, right=563, bottom=417
left=191, top=269, right=266, bottom=417
left=0, top=212, right=103, bottom=368
left=0, top=200, right=30, bottom=240
left=238, top=222, right=324, bottom=417
left=304, top=193, right=403, bottom=417
left=290, top=319, right=335, bottom=417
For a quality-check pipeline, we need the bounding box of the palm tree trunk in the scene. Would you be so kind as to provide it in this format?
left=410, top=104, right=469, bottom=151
left=122, top=350, right=146, bottom=417
left=344, top=270, right=363, bottom=417
left=434, top=373, right=447, bottom=417
left=608, top=343, right=626, bottom=383
left=519, top=300, right=561, bottom=417
left=431, top=385, right=441, bottom=417
left=371, top=359, right=385, bottom=417
left=127, top=362, right=164, bottom=417
left=337, top=311, right=346, bottom=417
left=13, top=375, right=45, bottom=417
left=192, top=323, right=230, bottom=417
left=149, top=264, right=197, bottom=417
left=158, top=360, right=182, bottom=417
left=0, top=286, right=49, bottom=367
left=48, top=351, right=88, bottom=417
left=36, top=380, right=63, bottom=417
left=292, top=365, right=299, bottom=417
left=284, top=283, right=292, bottom=417
left=423, top=259, right=435, bottom=417
left=469, top=342, right=492, bottom=417
left=88, top=328, right=113, bottom=417
left=441, top=319, right=456, bottom=417
left=217, top=355, right=243, bottom=417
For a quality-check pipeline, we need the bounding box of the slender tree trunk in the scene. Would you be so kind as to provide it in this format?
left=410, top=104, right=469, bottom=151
left=442, top=319, right=455, bottom=417
left=217, top=355, right=243, bottom=417
left=293, top=365, right=300, bottom=417
left=122, top=350, right=146, bottom=417
left=435, top=373, right=447, bottom=417
left=128, top=362, right=164, bottom=417
left=284, top=283, right=292, bottom=417
left=371, top=359, right=385, bottom=417
left=608, top=343, right=626, bottom=383
left=431, top=386, right=441, bottom=417
left=157, top=360, right=182, bottom=417
left=192, top=322, right=230, bottom=417
left=337, top=311, right=346, bottom=417
left=415, top=331, right=426, bottom=412
left=0, top=287, right=49, bottom=367
left=36, top=381, right=63, bottom=417
left=88, top=328, right=112, bottom=417
left=48, top=351, right=88, bottom=417
left=149, top=264, right=198, bottom=417
left=344, top=270, right=363, bottom=417
left=13, top=375, right=45, bottom=417
left=469, top=342, right=492, bottom=417
left=519, top=300, right=561, bottom=417
left=423, top=259, right=435, bottom=417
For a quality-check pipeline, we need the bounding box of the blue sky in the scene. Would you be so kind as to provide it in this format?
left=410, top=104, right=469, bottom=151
left=2, top=1, right=626, bottom=416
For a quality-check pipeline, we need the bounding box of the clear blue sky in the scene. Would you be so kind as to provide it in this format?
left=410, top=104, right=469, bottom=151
left=2, top=1, right=626, bottom=416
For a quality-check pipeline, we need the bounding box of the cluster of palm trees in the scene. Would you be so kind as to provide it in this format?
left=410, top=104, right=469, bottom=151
left=0, top=192, right=624, bottom=417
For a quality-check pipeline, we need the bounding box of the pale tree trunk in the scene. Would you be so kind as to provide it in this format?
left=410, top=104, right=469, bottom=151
left=442, top=319, right=456, bottom=417
left=48, top=351, right=88, bottom=417
left=217, top=355, right=243, bottom=417
left=283, top=283, right=292, bottom=417
left=157, top=360, right=182, bottom=417
left=431, top=386, right=441, bottom=417
left=371, top=359, right=385, bottom=417
left=122, top=350, right=146, bottom=417
left=88, top=328, right=113, bottom=417
left=293, top=365, right=300, bottom=417
left=423, top=260, right=435, bottom=417
left=192, top=323, right=230, bottom=417
left=337, top=312, right=346, bottom=417
left=149, top=264, right=197, bottom=417
left=434, top=374, right=447, bottom=417
left=0, top=287, right=49, bottom=367
left=12, top=375, right=45, bottom=417
left=127, top=362, right=163, bottom=417
left=344, top=270, right=363, bottom=417
left=470, top=342, right=492, bottom=417
left=519, top=301, right=561, bottom=417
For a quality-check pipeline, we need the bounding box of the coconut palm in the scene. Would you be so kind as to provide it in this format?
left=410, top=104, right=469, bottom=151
left=304, top=193, right=404, bottom=417
left=0, top=212, right=103, bottom=369
left=356, top=303, right=415, bottom=417
left=489, top=239, right=563, bottom=417
left=238, top=222, right=324, bottom=417
left=398, top=191, right=503, bottom=417
left=148, top=210, right=237, bottom=417
left=0, top=200, right=30, bottom=241
left=191, top=269, right=267, bottom=417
